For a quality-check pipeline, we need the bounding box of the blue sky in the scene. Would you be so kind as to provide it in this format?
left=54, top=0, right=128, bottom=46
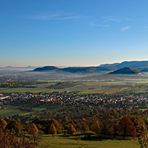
left=0, top=0, right=148, bottom=66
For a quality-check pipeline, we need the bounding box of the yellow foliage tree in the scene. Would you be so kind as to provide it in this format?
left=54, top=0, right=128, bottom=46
left=90, top=118, right=101, bottom=134
left=48, top=123, right=57, bottom=136
left=0, top=119, right=7, bottom=130
left=29, top=123, right=39, bottom=135
left=67, top=123, right=76, bottom=135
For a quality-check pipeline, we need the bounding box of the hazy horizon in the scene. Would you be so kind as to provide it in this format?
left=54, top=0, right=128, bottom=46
left=0, top=0, right=148, bottom=66
left=1, top=59, right=148, bottom=68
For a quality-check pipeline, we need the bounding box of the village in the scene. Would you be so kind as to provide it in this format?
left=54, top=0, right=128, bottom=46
left=0, top=92, right=147, bottom=110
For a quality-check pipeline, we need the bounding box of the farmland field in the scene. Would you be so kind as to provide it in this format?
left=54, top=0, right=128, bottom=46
left=1, top=72, right=148, bottom=94
left=38, top=136, right=139, bottom=148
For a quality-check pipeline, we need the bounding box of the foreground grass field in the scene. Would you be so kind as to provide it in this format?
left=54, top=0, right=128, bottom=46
left=38, top=136, right=140, bottom=148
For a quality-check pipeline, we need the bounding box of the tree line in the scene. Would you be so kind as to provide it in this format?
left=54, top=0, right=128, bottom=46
left=0, top=112, right=147, bottom=147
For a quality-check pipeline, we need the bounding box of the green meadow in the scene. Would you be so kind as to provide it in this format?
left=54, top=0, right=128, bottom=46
left=38, top=136, right=139, bottom=148
left=0, top=107, right=29, bottom=117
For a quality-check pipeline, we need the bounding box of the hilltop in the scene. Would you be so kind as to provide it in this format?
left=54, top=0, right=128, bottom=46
left=109, top=67, right=139, bottom=75
left=100, top=61, right=148, bottom=71
left=33, top=66, right=59, bottom=72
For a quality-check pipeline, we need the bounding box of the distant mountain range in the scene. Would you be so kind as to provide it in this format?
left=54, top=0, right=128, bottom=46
left=2, top=61, right=148, bottom=74
left=99, top=61, right=148, bottom=71
left=33, top=61, right=148, bottom=74
left=33, top=66, right=109, bottom=73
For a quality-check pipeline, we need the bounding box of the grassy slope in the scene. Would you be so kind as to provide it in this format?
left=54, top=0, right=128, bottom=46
left=0, top=107, right=29, bottom=116
left=38, top=136, right=139, bottom=148
left=0, top=104, right=58, bottom=117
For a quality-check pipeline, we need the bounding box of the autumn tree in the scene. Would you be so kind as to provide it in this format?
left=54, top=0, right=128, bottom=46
left=101, top=114, right=117, bottom=138
left=51, top=119, right=62, bottom=134
left=67, top=123, right=76, bottom=135
left=7, top=120, right=22, bottom=135
left=80, top=118, right=90, bottom=133
left=118, top=116, right=137, bottom=137
left=29, top=123, right=39, bottom=136
left=0, top=119, right=7, bottom=130
left=132, top=116, right=147, bottom=136
left=102, top=121, right=116, bottom=137
left=0, top=129, right=35, bottom=148
left=63, top=116, right=69, bottom=123
left=138, top=130, right=148, bottom=148
left=48, top=123, right=57, bottom=136
left=90, top=117, right=101, bottom=134
left=28, top=123, right=39, bottom=144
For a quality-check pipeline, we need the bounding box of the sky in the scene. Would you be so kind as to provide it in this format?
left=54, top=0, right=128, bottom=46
left=0, top=0, right=148, bottom=67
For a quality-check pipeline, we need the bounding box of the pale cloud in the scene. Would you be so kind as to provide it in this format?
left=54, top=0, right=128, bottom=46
left=90, top=22, right=110, bottom=28
left=121, top=26, right=131, bottom=32
left=90, top=16, right=131, bottom=29
left=102, top=16, right=121, bottom=23
left=29, top=11, right=80, bottom=21
left=102, top=16, right=131, bottom=23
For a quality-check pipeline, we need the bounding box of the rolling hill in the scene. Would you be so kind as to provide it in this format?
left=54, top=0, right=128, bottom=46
left=100, top=61, right=148, bottom=71
left=33, top=66, right=109, bottom=73
left=33, top=66, right=60, bottom=72
left=109, top=67, right=139, bottom=75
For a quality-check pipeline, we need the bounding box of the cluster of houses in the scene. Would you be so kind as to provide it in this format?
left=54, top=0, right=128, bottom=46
left=0, top=92, right=147, bottom=109
left=0, top=94, right=10, bottom=107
